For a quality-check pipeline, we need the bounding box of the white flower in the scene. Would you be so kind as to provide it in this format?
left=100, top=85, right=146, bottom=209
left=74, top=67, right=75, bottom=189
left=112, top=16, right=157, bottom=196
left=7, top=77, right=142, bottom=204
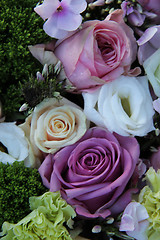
left=0, top=122, right=33, bottom=167
left=83, top=75, right=155, bottom=136
left=119, top=202, right=149, bottom=240
left=143, top=48, right=160, bottom=97
left=20, top=97, right=88, bottom=159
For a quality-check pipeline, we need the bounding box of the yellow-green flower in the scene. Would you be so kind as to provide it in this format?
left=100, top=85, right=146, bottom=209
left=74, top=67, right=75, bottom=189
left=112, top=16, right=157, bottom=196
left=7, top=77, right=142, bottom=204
left=139, top=167, right=160, bottom=240
left=0, top=191, right=76, bottom=240
left=29, top=191, right=76, bottom=228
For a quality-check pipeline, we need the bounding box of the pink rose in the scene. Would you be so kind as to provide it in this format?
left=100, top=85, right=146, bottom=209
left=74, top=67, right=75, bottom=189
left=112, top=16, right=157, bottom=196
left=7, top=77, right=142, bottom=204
left=39, top=127, right=139, bottom=218
left=54, top=9, right=139, bottom=91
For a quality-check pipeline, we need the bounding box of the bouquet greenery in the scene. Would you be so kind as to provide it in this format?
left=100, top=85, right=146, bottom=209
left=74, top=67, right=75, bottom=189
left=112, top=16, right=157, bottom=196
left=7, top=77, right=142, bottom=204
left=1, top=1, right=160, bottom=239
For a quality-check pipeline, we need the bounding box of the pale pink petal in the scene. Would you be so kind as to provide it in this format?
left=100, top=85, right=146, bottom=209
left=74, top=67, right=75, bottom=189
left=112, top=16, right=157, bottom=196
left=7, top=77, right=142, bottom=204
left=105, top=9, right=124, bottom=22
left=43, top=15, right=68, bottom=39
left=28, top=44, right=58, bottom=65
left=69, top=61, right=104, bottom=90
left=57, top=10, right=82, bottom=31
left=120, top=215, right=135, bottom=231
left=153, top=98, right=160, bottom=114
left=55, top=22, right=96, bottom=76
left=120, top=202, right=149, bottom=240
left=69, top=0, right=87, bottom=13
left=34, top=0, right=59, bottom=20
left=137, top=27, right=158, bottom=46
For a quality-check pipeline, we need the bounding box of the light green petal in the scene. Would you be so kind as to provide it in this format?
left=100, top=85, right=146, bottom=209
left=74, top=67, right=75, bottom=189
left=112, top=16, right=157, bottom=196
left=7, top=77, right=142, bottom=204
left=29, top=191, right=76, bottom=227
left=139, top=167, right=160, bottom=239
left=0, top=222, right=15, bottom=240
left=0, top=192, right=76, bottom=240
left=144, top=167, right=160, bottom=192
left=0, top=210, right=72, bottom=240
left=148, top=228, right=160, bottom=240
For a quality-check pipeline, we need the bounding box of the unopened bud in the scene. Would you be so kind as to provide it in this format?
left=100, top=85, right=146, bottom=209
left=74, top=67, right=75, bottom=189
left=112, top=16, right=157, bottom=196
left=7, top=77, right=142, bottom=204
left=92, top=225, right=102, bottom=233
left=54, top=60, right=62, bottom=74
left=36, top=71, right=44, bottom=82
left=106, top=217, right=114, bottom=224
left=155, top=128, right=160, bottom=136
left=105, top=0, right=114, bottom=4
left=42, top=64, right=49, bottom=77
left=19, top=103, right=28, bottom=112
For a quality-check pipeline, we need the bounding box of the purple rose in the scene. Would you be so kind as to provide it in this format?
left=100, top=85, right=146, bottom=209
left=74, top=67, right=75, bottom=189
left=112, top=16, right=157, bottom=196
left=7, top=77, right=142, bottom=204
left=39, top=127, right=139, bottom=218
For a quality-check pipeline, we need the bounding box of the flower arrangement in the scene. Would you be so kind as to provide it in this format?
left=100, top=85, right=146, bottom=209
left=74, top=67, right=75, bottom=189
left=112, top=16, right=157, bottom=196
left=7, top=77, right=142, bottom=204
left=1, top=0, right=160, bottom=239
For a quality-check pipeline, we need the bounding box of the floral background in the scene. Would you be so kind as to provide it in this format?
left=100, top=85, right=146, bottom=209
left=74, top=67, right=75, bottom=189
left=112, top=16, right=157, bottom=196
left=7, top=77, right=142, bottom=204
left=1, top=0, right=160, bottom=239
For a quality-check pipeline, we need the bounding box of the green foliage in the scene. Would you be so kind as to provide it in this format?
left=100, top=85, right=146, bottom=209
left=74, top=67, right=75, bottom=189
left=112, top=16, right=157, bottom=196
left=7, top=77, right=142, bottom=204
left=0, top=0, right=50, bottom=119
left=0, top=192, right=75, bottom=240
left=0, top=161, right=47, bottom=229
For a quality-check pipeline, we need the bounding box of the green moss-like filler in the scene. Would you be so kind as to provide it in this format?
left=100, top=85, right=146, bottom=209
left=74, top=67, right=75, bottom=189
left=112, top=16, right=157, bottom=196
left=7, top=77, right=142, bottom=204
left=0, top=161, right=47, bottom=229
left=139, top=167, right=160, bottom=240
left=0, top=192, right=76, bottom=240
left=0, top=0, right=50, bottom=119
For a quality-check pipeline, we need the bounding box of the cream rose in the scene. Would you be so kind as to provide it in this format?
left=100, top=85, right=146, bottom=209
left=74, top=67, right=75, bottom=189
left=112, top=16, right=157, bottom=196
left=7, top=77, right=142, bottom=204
left=0, top=122, right=34, bottom=167
left=143, top=48, right=160, bottom=97
left=83, top=76, right=155, bottom=136
left=20, top=97, right=88, bottom=159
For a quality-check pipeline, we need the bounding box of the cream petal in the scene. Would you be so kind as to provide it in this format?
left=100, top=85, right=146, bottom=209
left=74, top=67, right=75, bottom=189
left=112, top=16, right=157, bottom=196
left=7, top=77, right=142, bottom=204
left=0, top=122, right=29, bottom=164
left=26, top=98, right=88, bottom=155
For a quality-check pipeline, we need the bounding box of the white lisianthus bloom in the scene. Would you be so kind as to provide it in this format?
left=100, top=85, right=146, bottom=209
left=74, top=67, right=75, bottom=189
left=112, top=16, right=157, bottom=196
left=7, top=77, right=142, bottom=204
left=20, top=97, right=88, bottom=159
left=143, top=48, right=160, bottom=97
left=0, top=122, right=34, bottom=167
left=119, top=202, right=149, bottom=240
left=83, top=76, right=155, bottom=136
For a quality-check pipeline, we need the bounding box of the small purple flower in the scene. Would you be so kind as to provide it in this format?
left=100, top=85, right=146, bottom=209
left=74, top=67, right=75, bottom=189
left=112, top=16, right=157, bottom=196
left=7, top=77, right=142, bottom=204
left=138, top=0, right=160, bottom=24
left=121, top=1, right=157, bottom=27
left=120, top=202, right=149, bottom=240
left=34, top=0, right=87, bottom=39
left=121, top=1, right=145, bottom=27
left=137, top=26, right=160, bottom=64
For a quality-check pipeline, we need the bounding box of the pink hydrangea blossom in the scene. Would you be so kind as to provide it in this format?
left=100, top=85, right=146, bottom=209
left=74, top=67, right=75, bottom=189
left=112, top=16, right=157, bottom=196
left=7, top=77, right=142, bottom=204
left=34, top=0, right=87, bottom=39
